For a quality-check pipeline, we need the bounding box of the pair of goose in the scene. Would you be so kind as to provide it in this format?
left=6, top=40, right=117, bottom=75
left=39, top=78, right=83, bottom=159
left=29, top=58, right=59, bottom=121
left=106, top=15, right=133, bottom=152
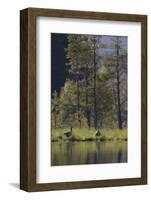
left=63, top=127, right=101, bottom=137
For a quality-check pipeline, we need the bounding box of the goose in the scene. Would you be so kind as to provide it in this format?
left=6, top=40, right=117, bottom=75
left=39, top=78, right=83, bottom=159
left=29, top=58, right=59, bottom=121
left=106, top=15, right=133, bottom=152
left=64, top=127, right=72, bottom=137
left=95, top=129, right=101, bottom=136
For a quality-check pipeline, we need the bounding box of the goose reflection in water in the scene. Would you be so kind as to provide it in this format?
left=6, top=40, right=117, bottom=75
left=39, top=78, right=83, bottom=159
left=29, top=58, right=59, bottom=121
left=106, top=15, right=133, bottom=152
left=51, top=141, right=127, bottom=166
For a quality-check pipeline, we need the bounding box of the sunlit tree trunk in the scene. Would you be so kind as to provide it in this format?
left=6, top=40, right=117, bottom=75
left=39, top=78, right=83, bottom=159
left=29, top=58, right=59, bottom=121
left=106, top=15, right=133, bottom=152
left=76, top=76, right=81, bottom=128
left=92, top=37, right=98, bottom=129
left=116, top=37, right=123, bottom=129
left=85, top=64, right=91, bottom=128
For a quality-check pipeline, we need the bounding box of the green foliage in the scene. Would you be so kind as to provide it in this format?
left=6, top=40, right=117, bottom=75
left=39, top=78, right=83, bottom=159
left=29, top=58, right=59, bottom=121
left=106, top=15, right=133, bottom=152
left=51, top=91, right=60, bottom=129
left=51, top=34, right=127, bottom=132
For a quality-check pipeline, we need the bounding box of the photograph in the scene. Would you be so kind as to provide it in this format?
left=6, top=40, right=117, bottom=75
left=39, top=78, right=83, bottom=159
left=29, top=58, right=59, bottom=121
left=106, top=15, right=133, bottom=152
left=20, top=7, right=147, bottom=191
left=51, top=33, right=128, bottom=166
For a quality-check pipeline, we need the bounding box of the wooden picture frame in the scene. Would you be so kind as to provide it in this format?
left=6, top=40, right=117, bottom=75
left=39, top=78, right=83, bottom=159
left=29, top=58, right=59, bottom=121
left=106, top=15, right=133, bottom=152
left=20, top=7, right=147, bottom=192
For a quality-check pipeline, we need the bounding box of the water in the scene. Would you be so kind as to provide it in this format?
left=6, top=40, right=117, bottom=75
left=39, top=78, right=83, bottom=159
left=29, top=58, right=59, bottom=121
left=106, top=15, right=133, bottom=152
left=51, top=141, right=127, bottom=166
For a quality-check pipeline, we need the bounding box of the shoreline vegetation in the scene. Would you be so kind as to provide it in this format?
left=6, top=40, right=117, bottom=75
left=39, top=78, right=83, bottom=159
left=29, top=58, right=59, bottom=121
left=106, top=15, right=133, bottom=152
left=51, top=128, right=127, bottom=142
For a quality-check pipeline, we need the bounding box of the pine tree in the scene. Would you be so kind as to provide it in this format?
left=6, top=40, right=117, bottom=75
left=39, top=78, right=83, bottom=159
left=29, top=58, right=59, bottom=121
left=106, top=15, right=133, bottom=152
left=105, top=36, right=127, bottom=129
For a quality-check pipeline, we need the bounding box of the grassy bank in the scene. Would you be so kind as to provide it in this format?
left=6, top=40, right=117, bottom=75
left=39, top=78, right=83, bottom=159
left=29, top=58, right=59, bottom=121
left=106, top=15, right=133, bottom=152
left=51, top=128, right=127, bottom=142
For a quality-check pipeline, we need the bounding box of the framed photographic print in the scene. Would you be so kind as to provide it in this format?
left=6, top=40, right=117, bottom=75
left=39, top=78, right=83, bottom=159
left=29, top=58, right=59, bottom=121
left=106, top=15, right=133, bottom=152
left=20, top=8, right=147, bottom=191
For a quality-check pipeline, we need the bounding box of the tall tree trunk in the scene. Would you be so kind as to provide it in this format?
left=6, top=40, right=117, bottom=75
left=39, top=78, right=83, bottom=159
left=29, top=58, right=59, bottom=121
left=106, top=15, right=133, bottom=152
left=54, top=112, right=57, bottom=129
left=93, top=38, right=98, bottom=129
left=116, top=38, right=122, bottom=129
left=77, top=77, right=81, bottom=128
left=85, top=64, right=91, bottom=128
left=112, top=87, right=117, bottom=128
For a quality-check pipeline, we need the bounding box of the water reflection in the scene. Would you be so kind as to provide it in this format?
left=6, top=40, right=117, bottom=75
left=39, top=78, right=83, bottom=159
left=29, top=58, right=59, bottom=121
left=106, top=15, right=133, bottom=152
left=51, top=141, right=127, bottom=166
